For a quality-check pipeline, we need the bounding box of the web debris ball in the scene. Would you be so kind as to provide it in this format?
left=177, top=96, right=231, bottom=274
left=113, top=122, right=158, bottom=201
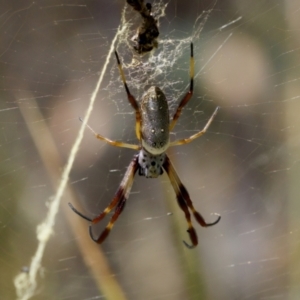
left=68, top=43, right=221, bottom=248
left=127, top=0, right=159, bottom=54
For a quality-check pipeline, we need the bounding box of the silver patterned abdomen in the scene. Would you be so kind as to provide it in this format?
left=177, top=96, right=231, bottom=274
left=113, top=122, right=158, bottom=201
left=138, top=86, right=170, bottom=178
left=141, top=86, right=170, bottom=155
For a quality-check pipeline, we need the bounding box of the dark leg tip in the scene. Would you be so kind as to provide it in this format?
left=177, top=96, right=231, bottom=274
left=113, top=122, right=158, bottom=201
left=183, top=240, right=196, bottom=249
left=207, top=214, right=221, bottom=227
left=89, top=225, right=97, bottom=242
left=68, top=202, right=93, bottom=222
left=115, top=50, right=120, bottom=63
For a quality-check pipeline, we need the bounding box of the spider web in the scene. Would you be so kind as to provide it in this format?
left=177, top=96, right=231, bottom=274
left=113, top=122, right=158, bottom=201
left=0, top=0, right=299, bottom=299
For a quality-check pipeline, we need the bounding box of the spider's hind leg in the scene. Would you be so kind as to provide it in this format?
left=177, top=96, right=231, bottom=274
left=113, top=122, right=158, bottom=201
left=115, top=51, right=142, bottom=141
left=169, top=43, right=194, bottom=131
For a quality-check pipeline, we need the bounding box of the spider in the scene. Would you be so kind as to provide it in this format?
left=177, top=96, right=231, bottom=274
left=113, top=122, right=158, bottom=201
left=126, top=0, right=159, bottom=54
left=69, top=43, right=221, bottom=248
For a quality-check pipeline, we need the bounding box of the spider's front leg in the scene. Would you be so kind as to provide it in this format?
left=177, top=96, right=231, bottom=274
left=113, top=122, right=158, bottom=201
left=69, top=155, right=139, bottom=244
left=163, top=155, right=220, bottom=249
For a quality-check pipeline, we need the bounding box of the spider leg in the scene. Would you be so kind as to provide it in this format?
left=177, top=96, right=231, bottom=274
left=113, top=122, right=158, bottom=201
left=68, top=202, right=93, bottom=222
left=169, top=106, right=220, bottom=147
left=79, top=117, right=140, bottom=150
left=89, top=154, right=139, bottom=243
left=115, top=51, right=142, bottom=141
left=89, top=195, right=126, bottom=243
left=169, top=43, right=194, bottom=131
left=68, top=155, right=139, bottom=243
left=163, top=155, right=220, bottom=249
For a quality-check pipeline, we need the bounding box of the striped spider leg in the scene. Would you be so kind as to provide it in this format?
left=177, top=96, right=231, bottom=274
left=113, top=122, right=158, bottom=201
left=163, top=156, right=220, bottom=249
left=69, top=43, right=220, bottom=248
left=69, top=155, right=139, bottom=243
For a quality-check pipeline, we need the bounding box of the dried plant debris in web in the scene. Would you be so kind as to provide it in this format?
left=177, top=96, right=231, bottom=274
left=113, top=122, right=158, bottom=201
left=127, top=0, right=159, bottom=54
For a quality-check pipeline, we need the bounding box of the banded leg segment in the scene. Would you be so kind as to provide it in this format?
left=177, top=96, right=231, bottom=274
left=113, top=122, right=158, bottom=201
left=79, top=117, right=140, bottom=150
left=69, top=155, right=139, bottom=244
left=169, top=43, right=194, bottom=131
left=89, top=154, right=139, bottom=243
left=89, top=196, right=127, bottom=243
left=115, top=51, right=142, bottom=141
left=163, top=155, right=220, bottom=248
left=170, top=106, right=220, bottom=147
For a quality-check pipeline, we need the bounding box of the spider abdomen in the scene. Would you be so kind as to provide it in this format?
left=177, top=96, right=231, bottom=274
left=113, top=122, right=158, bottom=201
left=141, top=86, right=170, bottom=155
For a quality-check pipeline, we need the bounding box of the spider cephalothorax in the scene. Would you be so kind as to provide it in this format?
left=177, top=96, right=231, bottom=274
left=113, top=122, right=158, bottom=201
left=69, top=43, right=220, bottom=248
left=138, top=149, right=165, bottom=178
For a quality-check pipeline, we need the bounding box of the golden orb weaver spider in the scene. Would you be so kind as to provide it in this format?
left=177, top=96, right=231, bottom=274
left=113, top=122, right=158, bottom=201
left=68, top=43, right=220, bottom=249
